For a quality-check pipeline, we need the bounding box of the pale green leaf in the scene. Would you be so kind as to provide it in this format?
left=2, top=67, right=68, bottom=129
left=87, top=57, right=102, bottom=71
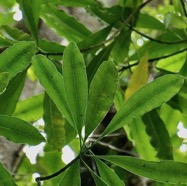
left=41, top=5, right=92, bottom=42
left=0, top=72, right=9, bottom=94
left=102, top=74, right=185, bottom=136
left=63, top=42, right=88, bottom=135
left=59, top=161, right=80, bottom=186
left=127, top=118, right=157, bottom=161
left=43, top=93, right=65, bottom=151
left=32, top=55, right=74, bottom=126
left=0, top=71, right=26, bottom=115
left=99, top=155, right=187, bottom=184
left=95, top=157, right=124, bottom=186
left=142, top=110, right=173, bottom=160
left=0, top=162, right=17, bottom=186
left=13, top=94, right=43, bottom=122
left=0, top=41, right=35, bottom=80
left=85, top=60, right=118, bottom=139
left=0, top=115, right=45, bottom=145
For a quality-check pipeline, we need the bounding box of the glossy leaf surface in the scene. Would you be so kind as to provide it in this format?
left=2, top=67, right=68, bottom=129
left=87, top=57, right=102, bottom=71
left=63, top=42, right=88, bottom=135
left=85, top=60, right=118, bottom=138
left=0, top=41, right=35, bottom=80
left=0, top=162, right=17, bottom=186
left=32, top=55, right=74, bottom=126
left=103, top=74, right=185, bottom=136
left=95, top=157, right=124, bottom=186
left=59, top=161, right=80, bottom=186
left=0, top=115, right=45, bottom=145
left=99, top=155, right=187, bottom=184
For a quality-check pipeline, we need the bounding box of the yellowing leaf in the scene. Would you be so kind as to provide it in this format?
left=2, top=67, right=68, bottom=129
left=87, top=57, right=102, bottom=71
left=125, top=53, right=148, bottom=100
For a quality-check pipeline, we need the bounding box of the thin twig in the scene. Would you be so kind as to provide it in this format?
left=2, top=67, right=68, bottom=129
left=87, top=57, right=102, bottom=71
left=89, top=138, right=137, bottom=157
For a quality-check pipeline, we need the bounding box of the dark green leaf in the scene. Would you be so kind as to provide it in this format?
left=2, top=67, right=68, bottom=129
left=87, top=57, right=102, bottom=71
left=87, top=43, right=113, bottom=84
left=0, top=72, right=9, bottom=94
left=59, top=161, right=80, bottom=186
left=84, top=162, right=108, bottom=186
left=13, top=94, right=43, bottom=122
left=0, top=71, right=26, bottom=115
left=102, top=74, right=185, bottom=136
left=43, top=93, right=65, bottom=151
left=110, top=29, right=131, bottom=64
left=0, top=162, right=17, bottom=185
left=0, top=115, right=45, bottom=145
left=0, top=41, right=35, bottom=80
left=17, top=0, right=41, bottom=40
left=142, top=110, right=173, bottom=160
left=94, top=157, right=124, bottom=186
left=77, top=26, right=112, bottom=50
left=32, top=55, right=74, bottom=126
left=41, top=5, right=92, bottom=42
left=99, top=155, right=187, bottom=184
left=63, top=42, right=88, bottom=135
left=85, top=60, right=118, bottom=139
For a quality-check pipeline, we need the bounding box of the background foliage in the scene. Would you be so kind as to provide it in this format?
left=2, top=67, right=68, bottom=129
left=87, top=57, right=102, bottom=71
left=0, top=0, right=187, bottom=185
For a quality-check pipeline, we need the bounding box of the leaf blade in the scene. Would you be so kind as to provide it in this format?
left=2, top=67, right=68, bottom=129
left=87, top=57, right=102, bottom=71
left=0, top=41, right=35, bottom=80
left=103, top=74, right=185, bottom=136
left=32, top=54, right=74, bottom=126
left=63, top=42, right=88, bottom=135
left=0, top=115, right=45, bottom=145
left=99, top=155, right=187, bottom=184
left=85, top=60, right=118, bottom=138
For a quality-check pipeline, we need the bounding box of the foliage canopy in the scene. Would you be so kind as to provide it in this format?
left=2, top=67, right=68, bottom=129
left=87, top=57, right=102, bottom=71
left=0, top=0, right=187, bottom=185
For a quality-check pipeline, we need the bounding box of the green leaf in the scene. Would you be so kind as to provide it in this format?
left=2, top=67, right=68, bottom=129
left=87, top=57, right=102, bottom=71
left=0, top=115, right=45, bottom=145
left=17, top=0, right=41, bottom=40
left=0, top=34, right=13, bottom=48
left=102, top=74, right=185, bottom=136
left=94, top=157, right=124, bottom=186
left=87, top=44, right=113, bottom=84
left=59, top=161, right=80, bottom=186
left=128, top=118, right=157, bottom=161
left=13, top=94, right=43, bottom=122
left=99, top=155, right=187, bottom=184
left=84, top=162, right=108, bottom=186
left=63, top=42, right=88, bottom=135
left=110, top=30, right=131, bottom=64
left=43, top=93, right=65, bottom=151
left=0, top=71, right=26, bottom=115
left=0, top=41, right=35, bottom=80
left=0, top=72, right=9, bottom=94
left=0, top=162, right=17, bottom=186
left=0, top=25, right=33, bottom=43
left=142, top=110, right=173, bottom=160
left=41, top=5, right=92, bottom=42
left=32, top=55, right=74, bottom=126
left=136, top=13, right=165, bottom=30
left=85, top=60, right=118, bottom=139
left=42, top=0, right=98, bottom=6
left=77, top=26, right=112, bottom=50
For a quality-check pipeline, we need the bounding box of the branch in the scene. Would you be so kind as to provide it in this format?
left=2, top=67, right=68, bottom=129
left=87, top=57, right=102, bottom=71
left=35, top=154, right=81, bottom=185
left=119, top=47, right=187, bottom=72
